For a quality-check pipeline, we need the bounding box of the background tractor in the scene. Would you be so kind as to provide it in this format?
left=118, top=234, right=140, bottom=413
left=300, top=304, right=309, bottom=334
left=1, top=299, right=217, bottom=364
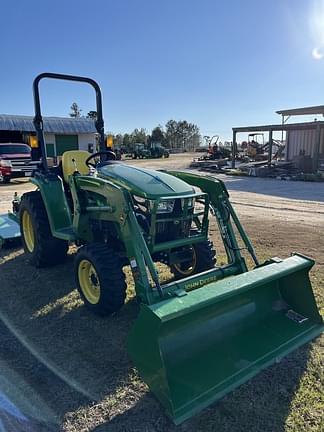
left=130, top=142, right=169, bottom=159
left=149, top=141, right=169, bottom=158
left=18, top=73, right=323, bottom=425
left=131, top=142, right=150, bottom=159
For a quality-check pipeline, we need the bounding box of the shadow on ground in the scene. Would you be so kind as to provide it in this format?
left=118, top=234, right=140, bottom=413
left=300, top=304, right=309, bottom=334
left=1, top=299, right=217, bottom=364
left=0, top=247, right=319, bottom=432
left=0, top=248, right=138, bottom=429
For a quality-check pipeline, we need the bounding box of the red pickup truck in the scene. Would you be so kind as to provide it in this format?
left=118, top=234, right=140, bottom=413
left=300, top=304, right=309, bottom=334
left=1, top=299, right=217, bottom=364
left=0, top=143, right=38, bottom=183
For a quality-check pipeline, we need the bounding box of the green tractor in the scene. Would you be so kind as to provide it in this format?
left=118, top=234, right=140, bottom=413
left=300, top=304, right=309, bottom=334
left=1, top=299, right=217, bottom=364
left=19, top=73, right=323, bottom=425
left=131, top=142, right=150, bottom=159
left=149, top=142, right=170, bottom=158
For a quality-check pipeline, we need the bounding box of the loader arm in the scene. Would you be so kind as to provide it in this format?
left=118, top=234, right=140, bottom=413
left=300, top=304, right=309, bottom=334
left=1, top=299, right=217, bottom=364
left=72, top=175, right=163, bottom=303
left=165, top=170, right=259, bottom=265
left=128, top=171, right=323, bottom=425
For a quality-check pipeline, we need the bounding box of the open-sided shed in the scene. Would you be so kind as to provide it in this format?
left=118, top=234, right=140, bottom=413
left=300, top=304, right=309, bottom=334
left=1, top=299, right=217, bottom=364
left=232, top=105, right=324, bottom=171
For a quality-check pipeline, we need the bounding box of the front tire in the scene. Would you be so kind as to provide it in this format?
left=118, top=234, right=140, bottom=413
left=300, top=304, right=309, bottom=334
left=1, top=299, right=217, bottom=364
left=3, top=176, right=11, bottom=183
left=75, top=243, right=127, bottom=316
left=20, top=191, right=68, bottom=267
left=171, top=239, right=216, bottom=280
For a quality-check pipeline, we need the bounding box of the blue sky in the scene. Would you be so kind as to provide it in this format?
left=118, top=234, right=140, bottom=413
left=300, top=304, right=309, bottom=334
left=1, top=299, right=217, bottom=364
left=1, top=0, right=324, bottom=140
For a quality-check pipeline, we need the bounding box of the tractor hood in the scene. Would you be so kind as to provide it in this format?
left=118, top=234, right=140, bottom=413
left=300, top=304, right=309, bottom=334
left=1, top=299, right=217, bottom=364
left=97, top=163, right=194, bottom=199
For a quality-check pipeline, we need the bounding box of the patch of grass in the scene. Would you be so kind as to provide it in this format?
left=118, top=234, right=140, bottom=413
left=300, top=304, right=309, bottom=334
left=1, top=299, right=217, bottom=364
left=285, top=342, right=323, bottom=432
left=0, top=216, right=323, bottom=432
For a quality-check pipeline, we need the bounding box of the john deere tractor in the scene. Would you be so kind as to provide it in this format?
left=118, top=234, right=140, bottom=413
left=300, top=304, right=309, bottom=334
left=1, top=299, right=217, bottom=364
left=19, top=73, right=323, bottom=425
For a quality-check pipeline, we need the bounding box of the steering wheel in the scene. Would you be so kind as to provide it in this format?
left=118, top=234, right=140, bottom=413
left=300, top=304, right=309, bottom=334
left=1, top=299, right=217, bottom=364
left=85, top=151, right=116, bottom=167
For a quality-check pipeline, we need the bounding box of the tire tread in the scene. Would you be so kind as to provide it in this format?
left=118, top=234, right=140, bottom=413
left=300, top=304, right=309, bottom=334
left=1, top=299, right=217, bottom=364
left=75, top=243, right=127, bottom=316
left=20, top=191, right=68, bottom=267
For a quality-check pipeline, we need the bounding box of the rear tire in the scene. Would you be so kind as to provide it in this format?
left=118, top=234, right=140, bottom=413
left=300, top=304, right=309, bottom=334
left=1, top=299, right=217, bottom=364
left=171, top=238, right=216, bottom=280
left=75, top=243, right=127, bottom=316
left=20, top=191, right=68, bottom=267
left=3, top=176, right=10, bottom=184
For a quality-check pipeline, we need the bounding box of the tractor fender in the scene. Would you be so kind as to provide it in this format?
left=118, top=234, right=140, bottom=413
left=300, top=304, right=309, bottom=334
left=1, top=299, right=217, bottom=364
left=30, top=175, right=74, bottom=240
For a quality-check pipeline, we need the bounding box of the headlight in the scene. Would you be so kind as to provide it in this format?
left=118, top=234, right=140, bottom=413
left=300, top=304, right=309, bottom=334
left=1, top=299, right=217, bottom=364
left=188, top=197, right=195, bottom=208
left=181, top=197, right=195, bottom=209
left=0, top=159, right=12, bottom=168
left=156, top=199, right=175, bottom=213
left=133, top=195, right=175, bottom=214
left=133, top=195, right=147, bottom=205
left=133, top=195, right=149, bottom=213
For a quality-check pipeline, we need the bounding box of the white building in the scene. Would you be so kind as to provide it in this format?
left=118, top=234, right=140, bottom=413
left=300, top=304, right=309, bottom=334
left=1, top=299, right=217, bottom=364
left=0, top=114, right=97, bottom=156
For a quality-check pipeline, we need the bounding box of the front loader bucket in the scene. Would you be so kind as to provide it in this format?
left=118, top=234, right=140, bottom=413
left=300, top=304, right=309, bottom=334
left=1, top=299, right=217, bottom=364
left=128, top=254, right=323, bottom=424
left=0, top=213, right=21, bottom=248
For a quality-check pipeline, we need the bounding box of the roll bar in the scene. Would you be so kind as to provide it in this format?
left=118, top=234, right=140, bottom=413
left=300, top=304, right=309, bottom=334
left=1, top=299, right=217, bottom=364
left=33, top=72, right=105, bottom=171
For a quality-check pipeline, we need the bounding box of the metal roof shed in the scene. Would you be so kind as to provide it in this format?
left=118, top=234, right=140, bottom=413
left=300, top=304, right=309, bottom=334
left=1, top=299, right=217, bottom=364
left=0, top=114, right=97, bottom=156
left=0, top=114, right=96, bottom=134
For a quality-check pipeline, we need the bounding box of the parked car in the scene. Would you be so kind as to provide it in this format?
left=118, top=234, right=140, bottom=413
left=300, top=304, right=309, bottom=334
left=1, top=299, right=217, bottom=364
left=0, top=143, right=38, bottom=183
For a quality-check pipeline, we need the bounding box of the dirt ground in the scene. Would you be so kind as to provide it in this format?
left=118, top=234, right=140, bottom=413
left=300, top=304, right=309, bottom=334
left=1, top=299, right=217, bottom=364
left=0, top=153, right=323, bottom=431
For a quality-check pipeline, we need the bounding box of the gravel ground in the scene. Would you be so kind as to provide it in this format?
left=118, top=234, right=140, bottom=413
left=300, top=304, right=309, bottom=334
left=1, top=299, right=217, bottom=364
left=1, top=153, right=323, bottom=223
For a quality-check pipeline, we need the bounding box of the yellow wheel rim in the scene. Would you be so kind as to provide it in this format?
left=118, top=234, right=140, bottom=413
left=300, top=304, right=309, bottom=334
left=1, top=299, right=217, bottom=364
left=173, top=247, right=197, bottom=276
left=22, top=210, right=35, bottom=253
left=78, top=259, right=101, bottom=304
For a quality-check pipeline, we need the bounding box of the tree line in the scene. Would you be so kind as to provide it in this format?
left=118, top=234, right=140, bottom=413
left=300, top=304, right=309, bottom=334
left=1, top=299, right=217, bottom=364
left=69, top=102, right=201, bottom=151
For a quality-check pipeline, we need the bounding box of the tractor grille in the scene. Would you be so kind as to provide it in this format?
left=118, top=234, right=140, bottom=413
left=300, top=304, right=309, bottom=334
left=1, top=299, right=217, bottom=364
left=155, top=219, right=191, bottom=243
left=154, top=197, right=194, bottom=243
